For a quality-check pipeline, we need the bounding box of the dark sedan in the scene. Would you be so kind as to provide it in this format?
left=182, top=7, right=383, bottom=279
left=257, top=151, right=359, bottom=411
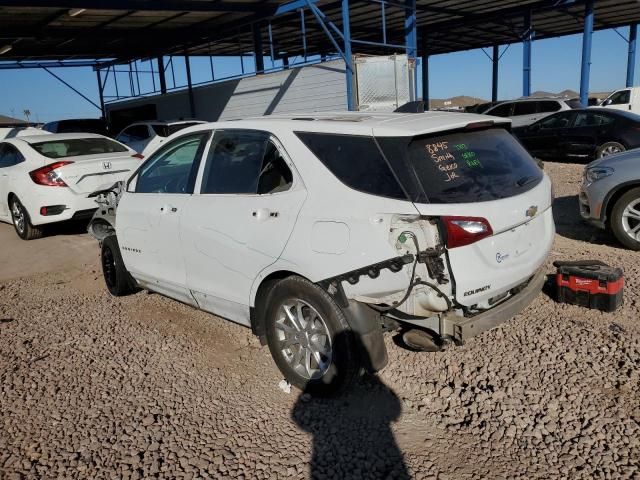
left=512, top=108, right=640, bottom=162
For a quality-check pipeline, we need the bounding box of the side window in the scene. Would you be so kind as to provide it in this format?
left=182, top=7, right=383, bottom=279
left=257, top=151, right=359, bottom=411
left=608, top=90, right=631, bottom=105
left=201, top=130, right=292, bottom=195
left=120, top=125, right=150, bottom=143
left=295, top=132, right=406, bottom=200
left=513, top=102, right=537, bottom=116
left=488, top=102, right=512, bottom=117
left=538, top=101, right=562, bottom=113
left=0, top=144, right=25, bottom=168
left=134, top=132, right=209, bottom=194
left=538, top=112, right=575, bottom=129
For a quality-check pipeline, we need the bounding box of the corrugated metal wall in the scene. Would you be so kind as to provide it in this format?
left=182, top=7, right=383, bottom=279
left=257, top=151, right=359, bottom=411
left=106, top=60, right=347, bottom=123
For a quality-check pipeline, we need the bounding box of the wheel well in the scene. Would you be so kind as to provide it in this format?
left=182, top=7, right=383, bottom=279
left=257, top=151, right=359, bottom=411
left=250, top=270, right=300, bottom=341
left=604, top=183, right=640, bottom=225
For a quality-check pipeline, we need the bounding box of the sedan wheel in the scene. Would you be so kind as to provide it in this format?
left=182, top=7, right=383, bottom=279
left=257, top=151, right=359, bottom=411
left=597, top=142, right=625, bottom=159
left=621, top=199, right=640, bottom=242
left=9, top=197, right=43, bottom=240
left=11, top=200, right=25, bottom=235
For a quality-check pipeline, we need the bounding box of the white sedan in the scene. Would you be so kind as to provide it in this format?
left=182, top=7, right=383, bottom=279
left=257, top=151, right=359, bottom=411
left=0, top=133, right=143, bottom=240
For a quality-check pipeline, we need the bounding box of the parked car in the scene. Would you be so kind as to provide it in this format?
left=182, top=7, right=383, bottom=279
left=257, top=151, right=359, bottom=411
left=115, top=120, right=205, bottom=156
left=580, top=149, right=640, bottom=249
left=465, top=101, right=501, bottom=114
left=0, top=133, right=142, bottom=240
left=0, top=126, right=50, bottom=140
left=42, top=118, right=110, bottom=136
left=89, top=112, right=554, bottom=394
left=598, top=86, right=640, bottom=113
left=513, top=108, right=640, bottom=161
left=484, top=98, right=580, bottom=127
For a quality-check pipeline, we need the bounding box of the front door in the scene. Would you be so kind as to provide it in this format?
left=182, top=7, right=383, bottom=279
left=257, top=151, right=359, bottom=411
left=181, top=129, right=306, bottom=325
left=116, top=130, right=211, bottom=304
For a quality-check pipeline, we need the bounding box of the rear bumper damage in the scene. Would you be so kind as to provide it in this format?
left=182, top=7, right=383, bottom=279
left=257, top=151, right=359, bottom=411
left=440, top=267, right=546, bottom=342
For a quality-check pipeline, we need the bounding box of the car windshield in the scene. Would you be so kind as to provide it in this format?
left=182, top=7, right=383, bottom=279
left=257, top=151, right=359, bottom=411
left=30, top=138, right=128, bottom=158
left=377, top=128, right=543, bottom=204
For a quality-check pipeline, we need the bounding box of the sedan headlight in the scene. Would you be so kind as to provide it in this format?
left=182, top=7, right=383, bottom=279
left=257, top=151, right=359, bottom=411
left=585, top=166, right=614, bottom=184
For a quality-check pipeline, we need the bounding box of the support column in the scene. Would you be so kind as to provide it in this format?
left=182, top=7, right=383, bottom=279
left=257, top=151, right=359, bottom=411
left=157, top=56, right=167, bottom=94
left=627, top=23, right=637, bottom=87
left=96, top=69, right=105, bottom=119
left=523, top=12, right=532, bottom=97
left=405, top=0, right=417, bottom=101
left=421, top=48, right=429, bottom=108
left=580, top=0, right=594, bottom=106
left=283, top=56, right=290, bottom=69
left=252, top=23, right=265, bottom=74
left=342, top=0, right=354, bottom=111
left=492, top=45, right=499, bottom=102
left=184, top=54, right=195, bottom=118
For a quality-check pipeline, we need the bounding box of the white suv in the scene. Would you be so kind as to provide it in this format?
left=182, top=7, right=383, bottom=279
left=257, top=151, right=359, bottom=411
left=484, top=98, right=580, bottom=128
left=92, top=112, right=554, bottom=394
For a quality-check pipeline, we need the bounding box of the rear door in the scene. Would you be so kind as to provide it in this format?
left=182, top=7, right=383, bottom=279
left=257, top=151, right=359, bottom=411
left=116, top=131, right=211, bottom=304
left=526, top=111, right=576, bottom=158
left=511, top=101, right=539, bottom=127
left=376, top=128, right=554, bottom=308
left=181, top=129, right=306, bottom=324
left=563, top=111, right=613, bottom=159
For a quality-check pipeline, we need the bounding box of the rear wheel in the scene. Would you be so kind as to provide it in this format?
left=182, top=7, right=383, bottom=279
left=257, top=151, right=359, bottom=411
left=10, top=197, right=43, bottom=240
left=596, top=141, right=625, bottom=159
left=264, top=276, right=360, bottom=395
left=611, top=187, right=640, bottom=250
left=101, top=235, right=137, bottom=296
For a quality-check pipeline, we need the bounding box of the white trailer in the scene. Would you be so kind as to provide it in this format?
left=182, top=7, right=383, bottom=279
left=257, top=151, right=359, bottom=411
left=105, top=55, right=414, bottom=129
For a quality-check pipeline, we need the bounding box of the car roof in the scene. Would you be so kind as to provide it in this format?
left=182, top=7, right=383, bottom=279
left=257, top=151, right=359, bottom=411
left=129, top=120, right=205, bottom=126
left=191, top=111, right=511, bottom=137
left=7, top=132, right=109, bottom=144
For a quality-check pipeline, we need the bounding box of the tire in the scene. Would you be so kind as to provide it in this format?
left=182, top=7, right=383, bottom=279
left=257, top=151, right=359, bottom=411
left=596, top=141, right=625, bottom=159
left=9, top=196, right=43, bottom=240
left=264, top=276, right=360, bottom=396
left=610, top=187, right=640, bottom=250
left=101, top=235, right=137, bottom=296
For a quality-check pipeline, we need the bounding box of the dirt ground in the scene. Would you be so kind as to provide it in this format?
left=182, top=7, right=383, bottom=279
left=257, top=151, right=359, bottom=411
left=0, top=162, right=638, bottom=479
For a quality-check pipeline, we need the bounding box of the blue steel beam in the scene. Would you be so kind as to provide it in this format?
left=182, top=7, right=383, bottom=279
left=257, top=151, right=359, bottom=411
left=492, top=44, right=499, bottom=102
left=405, top=0, right=417, bottom=100
left=580, top=0, right=594, bottom=106
left=628, top=23, right=637, bottom=87
left=275, top=0, right=320, bottom=16
left=522, top=11, right=533, bottom=97
left=342, top=0, right=355, bottom=111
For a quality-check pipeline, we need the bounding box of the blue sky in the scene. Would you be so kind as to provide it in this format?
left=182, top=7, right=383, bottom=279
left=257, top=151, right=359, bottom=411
left=0, top=26, right=637, bottom=123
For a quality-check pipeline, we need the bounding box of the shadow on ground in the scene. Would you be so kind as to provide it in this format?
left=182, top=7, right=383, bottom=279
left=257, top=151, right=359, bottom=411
left=42, top=219, right=90, bottom=237
left=553, top=194, right=620, bottom=247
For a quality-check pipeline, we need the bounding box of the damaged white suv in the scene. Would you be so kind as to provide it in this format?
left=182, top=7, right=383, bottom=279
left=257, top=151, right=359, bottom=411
left=91, top=112, right=554, bottom=394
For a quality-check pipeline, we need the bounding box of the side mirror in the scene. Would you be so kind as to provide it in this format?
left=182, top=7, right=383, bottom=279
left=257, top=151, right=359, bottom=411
left=603, top=99, right=612, bottom=106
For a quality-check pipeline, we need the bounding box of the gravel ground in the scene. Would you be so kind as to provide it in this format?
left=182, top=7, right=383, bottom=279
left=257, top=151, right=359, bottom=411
left=1, top=161, right=639, bottom=479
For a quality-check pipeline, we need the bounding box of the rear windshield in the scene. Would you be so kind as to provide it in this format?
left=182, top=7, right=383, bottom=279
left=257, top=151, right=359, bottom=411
left=30, top=138, right=128, bottom=159
left=151, top=122, right=202, bottom=137
left=377, top=128, right=543, bottom=204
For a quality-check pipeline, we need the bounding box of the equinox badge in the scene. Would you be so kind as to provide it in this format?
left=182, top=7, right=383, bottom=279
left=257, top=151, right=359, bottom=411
left=526, top=205, right=538, bottom=218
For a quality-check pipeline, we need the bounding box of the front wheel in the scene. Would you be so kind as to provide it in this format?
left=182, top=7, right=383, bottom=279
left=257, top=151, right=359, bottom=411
left=264, top=276, right=360, bottom=395
left=610, top=187, right=640, bottom=250
left=101, top=235, right=138, bottom=296
left=10, top=197, right=43, bottom=240
left=597, top=141, right=625, bottom=159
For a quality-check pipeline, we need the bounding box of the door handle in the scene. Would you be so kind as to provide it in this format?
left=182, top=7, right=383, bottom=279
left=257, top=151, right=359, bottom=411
left=252, top=208, right=279, bottom=220
left=160, top=205, right=178, bottom=213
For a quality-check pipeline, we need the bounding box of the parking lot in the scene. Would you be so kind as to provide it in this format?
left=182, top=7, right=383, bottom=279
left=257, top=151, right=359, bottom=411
left=0, top=160, right=638, bottom=479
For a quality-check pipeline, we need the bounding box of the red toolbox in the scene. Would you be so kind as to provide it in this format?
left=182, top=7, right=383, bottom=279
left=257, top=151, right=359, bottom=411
left=554, top=260, right=623, bottom=312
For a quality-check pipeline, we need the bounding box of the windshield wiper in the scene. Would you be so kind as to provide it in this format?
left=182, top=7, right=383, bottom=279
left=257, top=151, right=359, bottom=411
left=516, top=175, right=537, bottom=187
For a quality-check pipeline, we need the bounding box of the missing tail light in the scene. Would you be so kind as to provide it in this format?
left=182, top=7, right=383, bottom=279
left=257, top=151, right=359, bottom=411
left=29, top=161, right=73, bottom=187
left=442, top=216, right=493, bottom=248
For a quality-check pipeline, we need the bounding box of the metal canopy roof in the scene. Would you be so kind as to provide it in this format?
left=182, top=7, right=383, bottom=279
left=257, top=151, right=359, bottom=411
left=0, top=0, right=638, bottom=64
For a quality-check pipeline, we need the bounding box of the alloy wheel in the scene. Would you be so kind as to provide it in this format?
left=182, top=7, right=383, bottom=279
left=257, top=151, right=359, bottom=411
left=11, top=201, right=25, bottom=234
left=601, top=144, right=623, bottom=157
left=275, top=299, right=332, bottom=380
left=621, top=198, right=640, bottom=242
